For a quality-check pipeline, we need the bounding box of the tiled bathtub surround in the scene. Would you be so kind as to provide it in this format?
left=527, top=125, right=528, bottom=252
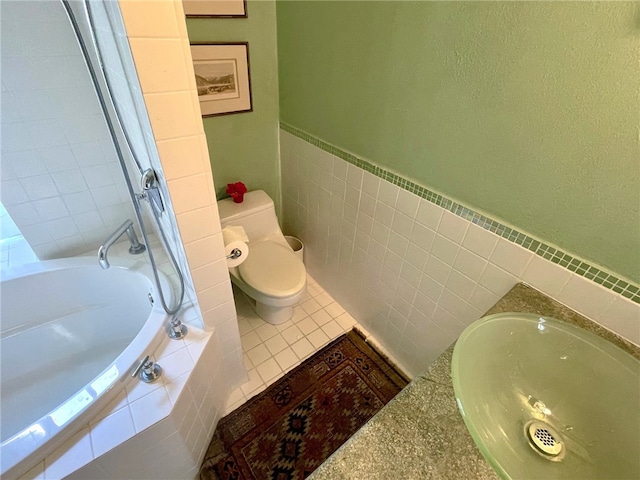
left=5, top=1, right=245, bottom=479
left=280, top=128, right=640, bottom=377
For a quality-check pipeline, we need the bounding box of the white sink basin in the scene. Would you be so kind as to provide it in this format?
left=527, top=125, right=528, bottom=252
left=452, top=312, right=640, bottom=479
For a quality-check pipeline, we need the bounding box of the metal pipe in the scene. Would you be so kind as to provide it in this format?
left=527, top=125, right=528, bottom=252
left=98, top=219, right=146, bottom=269
left=62, top=0, right=185, bottom=315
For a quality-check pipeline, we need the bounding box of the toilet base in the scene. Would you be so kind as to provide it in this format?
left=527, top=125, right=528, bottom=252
left=255, top=302, right=293, bottom=325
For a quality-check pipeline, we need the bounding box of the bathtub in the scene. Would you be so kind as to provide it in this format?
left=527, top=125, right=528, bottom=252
left=0, top=257, right=171, bottom=478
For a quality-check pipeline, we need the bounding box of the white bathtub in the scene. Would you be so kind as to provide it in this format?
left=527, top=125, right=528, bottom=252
left=0, top=257, right=171, bottom=478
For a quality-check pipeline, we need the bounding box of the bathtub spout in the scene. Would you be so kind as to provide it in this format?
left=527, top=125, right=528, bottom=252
left=98, top=219, right=146, bottom=269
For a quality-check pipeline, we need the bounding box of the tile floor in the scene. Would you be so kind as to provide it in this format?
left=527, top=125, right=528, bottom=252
left=223, top=275, right=360, bottom=415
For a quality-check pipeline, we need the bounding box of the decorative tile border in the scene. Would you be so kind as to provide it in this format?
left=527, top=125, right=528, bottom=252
left=281, top=122, right=640, bottom=304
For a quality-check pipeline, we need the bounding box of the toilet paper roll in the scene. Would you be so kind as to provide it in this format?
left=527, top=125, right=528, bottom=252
left=225, top=240, right=249, bottom=268
left=222, top=226, right=249, bottom=245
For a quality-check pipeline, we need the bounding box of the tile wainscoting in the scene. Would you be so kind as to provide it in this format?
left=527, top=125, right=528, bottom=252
left=280, top=128, right=640, bottom=377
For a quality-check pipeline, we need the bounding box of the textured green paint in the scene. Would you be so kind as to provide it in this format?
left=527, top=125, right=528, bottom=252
left=277, top=1, right=640, bottom=283
left=187, top=0, right=281, bottom=213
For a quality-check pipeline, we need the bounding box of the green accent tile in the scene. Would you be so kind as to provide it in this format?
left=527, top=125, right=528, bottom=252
left=616, top=280, right=629, bottom=290
left=627, top=285, right=640, bottom=296
left=586, top=266, right=599, bottom=276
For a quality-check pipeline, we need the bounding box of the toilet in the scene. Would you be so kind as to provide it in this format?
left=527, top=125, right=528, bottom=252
left=218, top=190, right=306, bottom=324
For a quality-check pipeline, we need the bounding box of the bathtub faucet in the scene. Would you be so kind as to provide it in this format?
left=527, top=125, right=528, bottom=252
left=98, top=219, right=146, bottom=269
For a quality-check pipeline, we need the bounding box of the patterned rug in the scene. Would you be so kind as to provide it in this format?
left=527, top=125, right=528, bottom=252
left=200, top=329, right=408, bottom=480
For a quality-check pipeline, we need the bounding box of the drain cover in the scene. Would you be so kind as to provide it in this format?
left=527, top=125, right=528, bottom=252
left=527, top=422, right=563, bottom=456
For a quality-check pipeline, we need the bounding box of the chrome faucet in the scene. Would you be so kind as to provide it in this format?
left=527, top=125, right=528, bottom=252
left=98, top=219, right=146, bottom=269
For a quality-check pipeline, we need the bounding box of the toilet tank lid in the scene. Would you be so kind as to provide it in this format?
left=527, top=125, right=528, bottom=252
left=218, top=190, right=273, bottom=222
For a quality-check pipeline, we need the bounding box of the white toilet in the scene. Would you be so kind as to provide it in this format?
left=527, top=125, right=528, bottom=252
left=218, top=190, right=306, bottom=324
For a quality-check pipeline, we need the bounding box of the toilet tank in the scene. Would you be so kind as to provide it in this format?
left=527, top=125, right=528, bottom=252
left=217, top=190, right=281, bottom=242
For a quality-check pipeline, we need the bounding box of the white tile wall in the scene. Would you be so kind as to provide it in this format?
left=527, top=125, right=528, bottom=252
left=280, top=130, right=640, bottom=377
left=0, top=1, right=135, bottom=261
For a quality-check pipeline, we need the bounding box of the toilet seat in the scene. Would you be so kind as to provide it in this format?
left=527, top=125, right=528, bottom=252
left=238, top=241, right=305, bottom=298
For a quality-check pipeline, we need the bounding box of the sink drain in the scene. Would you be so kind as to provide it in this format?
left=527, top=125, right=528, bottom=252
left=525, top=421, right=564, bottom=458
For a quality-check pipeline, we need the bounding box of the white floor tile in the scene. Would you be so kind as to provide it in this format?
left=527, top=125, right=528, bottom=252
left=224, top=274, right=362, bottom=416
left=322, top=320, right=344, bottom=340
left=307, top=329, right=330, bottom=349
left=281, top=324, right=304, bottom=345
left=311, top=308, right=332, bottom=326
left=255, top=322, right=279, bottom=342
left=301, top=298, right=322, bottom=315
left=237, top=318, right=254, bottom=336
left=336, top=312, right=357, bottom=330
left=264, top=334, right=288, bottom=355
left=291, top=337, right=315, bottom=359
left=307, top=282, right=324, bottom=297
left=314, top=291, right=334, bottom=307
left=291, top=306, right=308, bottom=322
left=325, top=302, right=345, bottom=318
left=246, top=344, right=271, bottom=366
left=240, top=330, right=261, bottom=351
left=256, top=358, right=281, bottom=383
left=297, top=316, right=319, bottom=335
left=274, top=347, right=298, bottom=371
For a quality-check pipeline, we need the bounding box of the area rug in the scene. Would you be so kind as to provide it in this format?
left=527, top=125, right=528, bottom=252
left=200, top=329, right=408, bottom=480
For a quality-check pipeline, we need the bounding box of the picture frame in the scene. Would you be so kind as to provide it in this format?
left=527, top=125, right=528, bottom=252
left=190, top=43, right=253, bottom=118
left=183, top=0, right=247, bottom=18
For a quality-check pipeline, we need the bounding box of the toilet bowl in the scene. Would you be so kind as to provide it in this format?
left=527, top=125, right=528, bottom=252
left=218, top=190, right=306, bottom=324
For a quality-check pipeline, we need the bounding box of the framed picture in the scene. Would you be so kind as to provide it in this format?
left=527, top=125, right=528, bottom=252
left=183, top=0, right=247, bottom=18
left=191, top=43, right=253, bottom=118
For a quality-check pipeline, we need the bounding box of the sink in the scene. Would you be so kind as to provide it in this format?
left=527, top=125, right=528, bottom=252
left=451, top=312, right=640, bottom=479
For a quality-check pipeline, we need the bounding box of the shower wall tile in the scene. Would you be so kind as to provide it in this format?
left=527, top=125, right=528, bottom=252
left=0, top=2, right=135, bottom=261
left=118, top=1, right=181, bottom=38
left=167, top=174, right=212, bottom=214
left=128, top=38, right=190, bottom=93
left=280, top=130, right=640, bottom=377
left=156, top=136, right=205, bottom=179
left=144, top=91, right=200, bottom=140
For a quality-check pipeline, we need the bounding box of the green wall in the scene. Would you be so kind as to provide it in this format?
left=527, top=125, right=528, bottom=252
left=277, top=1, right=640, bottom=283
left=187, top=0, right=281, bottom=213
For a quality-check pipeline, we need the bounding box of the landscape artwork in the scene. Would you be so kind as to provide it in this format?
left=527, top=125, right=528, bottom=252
left=194, top=60, right=239, bottom=100
left=190, top=43, right=252, bottom=117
